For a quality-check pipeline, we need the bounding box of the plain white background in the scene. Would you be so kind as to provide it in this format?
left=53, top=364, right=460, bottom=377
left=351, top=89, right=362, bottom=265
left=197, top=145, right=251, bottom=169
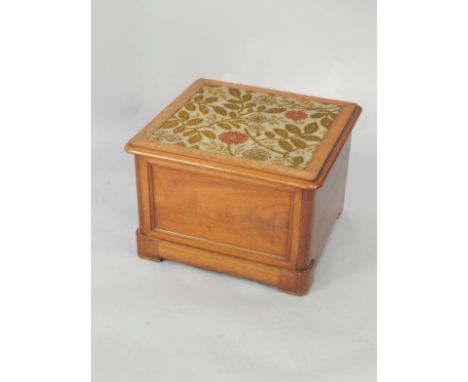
left=92, top=0, right=376, bottom=381
left=2, top=1, right=468, bottom=382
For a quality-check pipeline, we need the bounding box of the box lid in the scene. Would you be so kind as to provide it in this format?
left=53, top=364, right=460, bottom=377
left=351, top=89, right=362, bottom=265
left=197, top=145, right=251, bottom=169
left=125, top=79, right=361, bottom=188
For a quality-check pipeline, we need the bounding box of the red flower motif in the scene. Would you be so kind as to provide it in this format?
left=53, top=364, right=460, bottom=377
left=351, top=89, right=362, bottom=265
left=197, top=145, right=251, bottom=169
left=219, top=131, right=248, bottom=145
left=285, top=110, right=307, bottom=121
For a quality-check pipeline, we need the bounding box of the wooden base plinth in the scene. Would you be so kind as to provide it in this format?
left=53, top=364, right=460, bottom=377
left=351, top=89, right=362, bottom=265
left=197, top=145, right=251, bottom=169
left=136, top=230, right=314, bottom=296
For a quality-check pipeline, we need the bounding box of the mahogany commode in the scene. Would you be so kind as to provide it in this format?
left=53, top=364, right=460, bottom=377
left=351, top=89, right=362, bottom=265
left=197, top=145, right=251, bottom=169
left=125, top=79, right=361, bottom=295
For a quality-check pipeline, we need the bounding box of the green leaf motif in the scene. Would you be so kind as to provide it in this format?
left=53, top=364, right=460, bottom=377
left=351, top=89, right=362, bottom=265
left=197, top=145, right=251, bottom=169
left=304, top=122, right=319, bottom=134
left=188, top=134, right=201, bottom=144
left=185, top=102, right=196, bottom=111
left=199, top=104, right=209, bottom=114
left=202, top=130, right=216, bottom=139
left=183, top=130, right=197, bottom=136
left=286, top=124, right=301, bottom=135
left=160, top=120, right=179, bottom=129
left=186, top=118, right=204, bottom=126
left=212, top=105, right=227, bottom=116
left=302, top=135, right=321, bottom=141
left=274, top=128, right=288, bottom=138
left=279, top=140, right=293, bottom=151
left=223, top=103, right=240, bottom=110
left=293, top=156, right=304, bottom=165
left=291, top=137, right=306, bottom=148
left=217, top=122, right=232, bottom=130
left=322, top=117, right=333, bottom=128
left=228, top=88, right=241, bottom=98
left=178, top=110, right=189, bottom=120
left=264, top=107, right=287, bottom=113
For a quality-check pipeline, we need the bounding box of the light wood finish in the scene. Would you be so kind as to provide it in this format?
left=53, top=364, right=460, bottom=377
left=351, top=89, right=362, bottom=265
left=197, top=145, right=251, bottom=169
left=309, top=139, right=351, bottom=265
left=137, top=230, right=314, bottom=296
left=126, top=79, right=361, bottom=295
left=151, top=166, right=293, bottom=258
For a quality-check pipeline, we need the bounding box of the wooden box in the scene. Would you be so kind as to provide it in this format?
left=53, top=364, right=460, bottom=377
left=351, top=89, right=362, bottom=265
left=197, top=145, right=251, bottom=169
left=125, top=79, right=361, bottom=295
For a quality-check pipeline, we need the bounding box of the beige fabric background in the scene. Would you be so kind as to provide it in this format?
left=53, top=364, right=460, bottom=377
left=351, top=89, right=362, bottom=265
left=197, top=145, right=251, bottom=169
left=92, top=0, right=376, bottom=381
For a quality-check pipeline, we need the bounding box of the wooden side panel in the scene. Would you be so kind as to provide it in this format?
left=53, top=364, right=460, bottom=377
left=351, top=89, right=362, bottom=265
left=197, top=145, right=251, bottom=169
left=149, top=165, right=294, bottom=260
left=309, top=139, right=351, bottom=262
left=134, top=156, right=152, bottom=234
left=294, top=189, right=314, bottom=269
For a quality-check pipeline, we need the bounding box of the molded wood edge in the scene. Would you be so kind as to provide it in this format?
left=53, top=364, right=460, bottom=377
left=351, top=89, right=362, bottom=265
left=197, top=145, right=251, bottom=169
left=136, top=230, right=314, bottom=296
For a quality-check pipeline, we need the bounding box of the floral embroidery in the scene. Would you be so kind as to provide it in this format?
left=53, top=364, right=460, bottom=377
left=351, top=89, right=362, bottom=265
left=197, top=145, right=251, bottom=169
left=151, top=130, right=182, bottom=144
left=285, top=110, right=308, bottom=121
left=149, top=85, right=341, bottom=169
left=255, top=95, right=277, bottom=105
left=246, top=124, right=265, bottom=136
left=248, top=114, right=268, bottom=124
left=219, top=131, right=248, bottom=145
left=242, top=148, right=271, bottom=161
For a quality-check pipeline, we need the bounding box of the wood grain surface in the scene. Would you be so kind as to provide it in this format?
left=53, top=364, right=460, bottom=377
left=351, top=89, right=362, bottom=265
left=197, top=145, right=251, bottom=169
left=126, top=79, right=361, bottom=295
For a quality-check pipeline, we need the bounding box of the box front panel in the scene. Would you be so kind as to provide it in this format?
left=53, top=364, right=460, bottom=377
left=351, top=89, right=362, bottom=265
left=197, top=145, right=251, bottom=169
left=148, top=164, right=295, bottom=261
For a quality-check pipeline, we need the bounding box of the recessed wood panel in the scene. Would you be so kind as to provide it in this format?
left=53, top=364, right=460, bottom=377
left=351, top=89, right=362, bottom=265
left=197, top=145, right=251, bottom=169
left=150, top=166, right=293, bottom=258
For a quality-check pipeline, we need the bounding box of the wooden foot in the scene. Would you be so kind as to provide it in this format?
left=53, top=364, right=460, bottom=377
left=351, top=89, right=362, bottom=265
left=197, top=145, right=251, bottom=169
left=138, top=253, right=164, bottom=262
left=277, top=261, right=314, bottom=296
left=136, top=229, right=164, bottom=262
